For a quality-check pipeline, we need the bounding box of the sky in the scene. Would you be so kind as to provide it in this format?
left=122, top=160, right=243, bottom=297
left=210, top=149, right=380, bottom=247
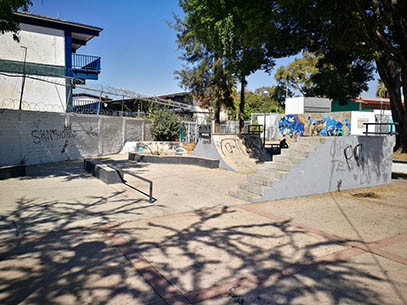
left=27, top=0, right=378, bottom=97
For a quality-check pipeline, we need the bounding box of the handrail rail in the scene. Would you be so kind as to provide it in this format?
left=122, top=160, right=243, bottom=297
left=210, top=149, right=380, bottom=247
left=247, top=124, right=262, bottom=135
left=72, top=54, right=101, bottom=72
left=106, top=164, right=154, bottom=203
left=363, top=122, right=399, bottom=136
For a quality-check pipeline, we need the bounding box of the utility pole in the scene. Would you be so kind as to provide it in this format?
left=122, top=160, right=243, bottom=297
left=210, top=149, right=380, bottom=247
left=263, top=90, right=269, bottom=146
left=19, top=46, right=27, bottom=110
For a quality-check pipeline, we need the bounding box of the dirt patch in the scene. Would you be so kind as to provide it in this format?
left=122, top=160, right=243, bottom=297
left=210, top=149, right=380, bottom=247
left=393, top=151, right=407, bottom=161
left=351, top=192, right=380, bottom=199
left=183, top=143, right=196, bottom=154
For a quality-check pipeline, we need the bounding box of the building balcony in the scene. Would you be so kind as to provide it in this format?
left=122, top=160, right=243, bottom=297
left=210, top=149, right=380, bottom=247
left=71, top=53, right=101, bottom=80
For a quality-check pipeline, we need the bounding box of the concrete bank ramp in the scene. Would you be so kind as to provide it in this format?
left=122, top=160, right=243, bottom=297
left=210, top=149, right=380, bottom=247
left=191, top=134, right=271, bottom=174
left=230, top=136, right=395, bottom=202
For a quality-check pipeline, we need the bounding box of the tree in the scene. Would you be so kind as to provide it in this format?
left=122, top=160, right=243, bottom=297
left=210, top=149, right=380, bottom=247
left=171, top=12, right=235, bottom=133
left=274, top=50, right=374, bottom=102
left=274, top=51, right=320, bottom=97
left=177, top=0, right=276, bottom=133
left=0, top=0, right=32, bottom=42
left=272, top=0, right=407, bottom=151
left=254, top=86, right=291, bottom=109
left=230, top=87, right=284, bottom=121
left=150, top=108, right=183, bottom=141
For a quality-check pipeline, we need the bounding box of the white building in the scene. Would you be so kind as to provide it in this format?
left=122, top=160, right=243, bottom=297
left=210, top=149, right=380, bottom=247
left=285, top=97, right=331, bottom=114
left=0, top=11, right=102, bottom=112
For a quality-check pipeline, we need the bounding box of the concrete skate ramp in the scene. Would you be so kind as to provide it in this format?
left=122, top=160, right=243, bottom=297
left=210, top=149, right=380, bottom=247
left=191, top=134, right=271, bottom=174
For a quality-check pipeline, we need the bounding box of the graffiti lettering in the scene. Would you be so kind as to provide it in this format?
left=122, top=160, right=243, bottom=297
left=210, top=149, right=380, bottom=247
left=331, top=160, right=347, bottom=172
left=219, top=138, right=244, bottom=155
left=85, top=127, right=98, bottom=137
left=31, top=124, right=77, bottom=144
left=330, top=139, right=349, bottom=158
left=61, top=139, right=68, bottom=154
left=344, top=144, right=363, bottom=168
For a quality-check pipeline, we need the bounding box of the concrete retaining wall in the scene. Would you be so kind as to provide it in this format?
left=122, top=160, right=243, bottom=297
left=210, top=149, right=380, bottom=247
left=393, top=160, right=407, bottom=174
left=0, top=109, right=152, bottom=166
left=261, top=136, right=394, bottom=201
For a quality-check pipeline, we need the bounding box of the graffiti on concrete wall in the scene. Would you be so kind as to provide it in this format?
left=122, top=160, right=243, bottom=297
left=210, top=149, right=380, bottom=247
left=31, top=123, right=77, bottom=145
left=329, top=137, right=392, bottom=185
left=279, top=115, right=305, bottom=137
left=307, top=115, right=350, bottom=136
left=219, top=138, right=245, bottom=155
left=216, top=135, right=269, bottom=161
left=279, top=113, right=351, bottom=139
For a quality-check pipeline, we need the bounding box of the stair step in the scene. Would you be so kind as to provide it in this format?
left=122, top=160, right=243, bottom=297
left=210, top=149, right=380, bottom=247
left=239, top=182, right=266, bottom=196
left=229, top=189, right=261, bottom=202
left=272, top=155, right=303, bottom=164
left=280, top=149, right=310, bottom=159
left=256, top=168, right=288, bottom=180
left=288, top=142, right=319, bottom=152
left=264, top=161, right=294, bottom=171
left=248, top=174, right=278, bottom=187
left=298, top=137, right=326, bottom=144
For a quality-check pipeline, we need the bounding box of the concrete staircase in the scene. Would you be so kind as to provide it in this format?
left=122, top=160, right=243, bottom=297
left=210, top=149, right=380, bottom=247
left=229, top=137, right=326, bottom=202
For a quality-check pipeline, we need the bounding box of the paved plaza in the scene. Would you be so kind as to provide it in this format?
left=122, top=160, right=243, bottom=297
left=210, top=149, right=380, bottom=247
left=0, top=156, right=406, bottom=304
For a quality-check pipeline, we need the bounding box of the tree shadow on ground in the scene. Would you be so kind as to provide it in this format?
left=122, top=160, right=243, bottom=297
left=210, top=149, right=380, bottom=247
left=0, top=198, right=405, bottom=304
left=0, top=228, right=161, bottom=305
left=0, top=189, right=166, bottom=304
left=0, top=190, right=163, bottom=239
left=110, top=206, right=403, bottom=305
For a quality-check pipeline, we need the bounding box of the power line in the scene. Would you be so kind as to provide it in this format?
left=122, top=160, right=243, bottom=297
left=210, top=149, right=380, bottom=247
left=0, top=72, right=194, bottom=111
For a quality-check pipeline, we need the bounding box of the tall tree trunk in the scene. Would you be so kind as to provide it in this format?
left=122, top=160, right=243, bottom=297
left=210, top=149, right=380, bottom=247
left=214, top=102, right=221, bottom=133
left=239, top=76, right=246, bottom=134
left=213, top=54, right=221, bottom=134
left=376, top=57, right=404, bottom=151
left=400, top=66, right=407, bottom=152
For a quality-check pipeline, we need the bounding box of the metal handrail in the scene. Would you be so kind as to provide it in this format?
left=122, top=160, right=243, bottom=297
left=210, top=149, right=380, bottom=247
left=72, top=54, right=101, bottom=72
left=247, top=124, right=262, bottom=135
left=363, top=122, right=399, bottom=136
left=106, top=164, right=154, bottom=203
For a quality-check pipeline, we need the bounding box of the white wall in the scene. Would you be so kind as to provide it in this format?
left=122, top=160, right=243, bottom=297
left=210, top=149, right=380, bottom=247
left=351, top=112, right=376, bottom=135
left=285, top=97, right=304, bottom=114
left=285, top=97, right=331, bottom=114
left=255, top=113, right=280, bottom=140
left=0, top=23, right=65, bottom=65
left=0, top=74, right=67, bottom=112
left=0, top=23, right=67, bottom=112
left=303, top=97, right=331, bottom=113
left=0, top=109, right=152, bottom=166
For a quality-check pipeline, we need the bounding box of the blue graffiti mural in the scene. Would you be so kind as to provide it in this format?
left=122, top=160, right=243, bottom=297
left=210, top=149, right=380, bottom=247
left=279, top=114, right=351, bottom=138
left=306, top=115, right=350, bottom=136
left=279, top=115, right=305, bottom=137
left=320, top=115, right=350, bottom=136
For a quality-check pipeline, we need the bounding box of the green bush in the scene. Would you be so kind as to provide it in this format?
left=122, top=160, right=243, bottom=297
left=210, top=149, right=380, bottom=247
left=151, top=108, right=183, bottom=141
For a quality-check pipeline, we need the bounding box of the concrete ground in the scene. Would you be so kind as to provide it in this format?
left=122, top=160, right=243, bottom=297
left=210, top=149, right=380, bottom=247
left=0, top=155, right=406, bottom=305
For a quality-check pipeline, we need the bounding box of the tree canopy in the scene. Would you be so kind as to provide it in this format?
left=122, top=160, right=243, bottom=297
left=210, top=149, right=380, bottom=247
left=176, top=0, right=278, bottom=132
left=0, top=0, right=32, bottom=42
left=173, top=0, right=407, bottom=150
left=275, top=0, right=407, bottom=151
left=274, top=51, right=320, bottom=97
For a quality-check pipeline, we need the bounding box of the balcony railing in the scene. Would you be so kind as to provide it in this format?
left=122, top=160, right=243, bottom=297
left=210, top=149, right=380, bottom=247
left=72, top=54, right=101, bottom=73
